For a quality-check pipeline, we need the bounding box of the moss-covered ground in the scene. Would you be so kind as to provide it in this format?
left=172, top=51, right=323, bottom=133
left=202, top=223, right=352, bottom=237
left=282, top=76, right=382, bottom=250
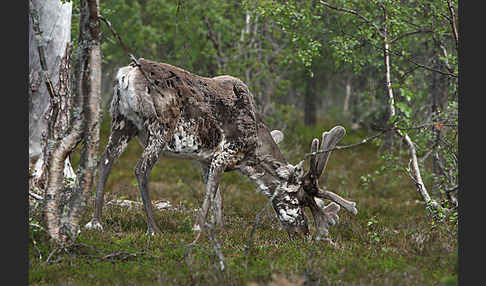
left=29, top=114, right=458, bottom=285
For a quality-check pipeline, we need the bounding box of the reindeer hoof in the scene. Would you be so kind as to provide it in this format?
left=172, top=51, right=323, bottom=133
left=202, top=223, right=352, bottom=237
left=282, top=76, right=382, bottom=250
left=146, top=228, right=156, bottom=236
left=192, top=224, right=201, bottom=232
left=84, top=219, right=104, bottom=231
left=323, top=237, right=339, bottom=248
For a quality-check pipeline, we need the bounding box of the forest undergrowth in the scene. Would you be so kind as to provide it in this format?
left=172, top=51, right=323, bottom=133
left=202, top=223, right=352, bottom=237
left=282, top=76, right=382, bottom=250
left=29, top=114, right=458, bottom=286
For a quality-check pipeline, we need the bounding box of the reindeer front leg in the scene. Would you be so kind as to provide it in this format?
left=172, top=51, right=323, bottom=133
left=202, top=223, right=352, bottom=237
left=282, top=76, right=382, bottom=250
left=192, top=164, right=224, bottom=244
left=200, top=163, right=223, bottom=228
left=192, top=147, right=239, bottom=243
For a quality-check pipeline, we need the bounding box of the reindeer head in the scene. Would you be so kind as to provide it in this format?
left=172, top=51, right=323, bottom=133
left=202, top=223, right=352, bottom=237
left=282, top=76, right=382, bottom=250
left=267, top=126, right=358, bottom=239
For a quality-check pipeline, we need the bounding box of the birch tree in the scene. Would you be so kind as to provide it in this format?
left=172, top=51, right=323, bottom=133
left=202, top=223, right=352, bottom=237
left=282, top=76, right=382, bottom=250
left=319, top=0, right=458, bottom=214
left=29, top=0, right=75, bottom=189
left=30, top=0, right=102, bottom=243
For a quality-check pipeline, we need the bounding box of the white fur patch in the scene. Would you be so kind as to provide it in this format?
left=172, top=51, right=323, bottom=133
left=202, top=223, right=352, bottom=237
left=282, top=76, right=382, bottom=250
left=84, top=219, right=103, bottom=231
left=116, top=66, right=145, bottom=130
left=167, top=119, right=201, bottom=153
left=276, top=164, right=294, bottom=180
left=278, top=206, right=301, bottom=224
left=279, top=209, right=296, bottom=223
left=240, top=166, right=274, bottom=197
left=278, top=181, right=299, bottom=193
left=285, top=207, right=299, bottom=218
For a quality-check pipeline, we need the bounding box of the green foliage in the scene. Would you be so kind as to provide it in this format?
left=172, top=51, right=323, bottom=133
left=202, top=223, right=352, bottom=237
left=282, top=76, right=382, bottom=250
left=251, top=0, right=323, bottom=70
left=36, top=1, right=458, bottom=284
left=366, top=216, right=381, bottom=244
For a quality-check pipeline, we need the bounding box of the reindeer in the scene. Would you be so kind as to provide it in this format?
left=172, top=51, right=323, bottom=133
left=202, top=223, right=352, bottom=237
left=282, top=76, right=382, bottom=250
left=85, top=58, right=357, bottom=239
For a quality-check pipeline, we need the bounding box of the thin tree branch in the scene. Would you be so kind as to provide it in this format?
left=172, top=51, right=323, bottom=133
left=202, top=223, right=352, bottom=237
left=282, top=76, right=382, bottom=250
left=339, top=29, right=458, bottom=78
left=395, top=122, right=456, bottom=130
left=303, top=121, right=455, bottom=159
left=320, top=1, right=385, bottom=38
left=389, top=29, right=433, bottom=44
left=98, top=15, right=135, bottom=60
left=244, top=201, right=271, bottom=259
left=45, top=246, right=63, bottom=264
left=405, top=55, right=457, bottom=78
left=445, top=185, right=458, bottom=194
left=398, top=130, right=440, bottom=213
left=202, top=15, right=225, bottom=70
left=332, top=9, right=458, bottom=78
left=446, top=0, right=459, bottom=52
left=382, top=9, right=396, bottom=120
left=303, top=130, right=386, bottom=160
left=419, top=141, right=440, bottom=163
left=99, top=14, right=171, bottom=118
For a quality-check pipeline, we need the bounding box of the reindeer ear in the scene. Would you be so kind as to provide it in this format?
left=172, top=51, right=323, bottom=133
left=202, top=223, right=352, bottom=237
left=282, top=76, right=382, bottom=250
left=271, top=130, right=284, bottom=144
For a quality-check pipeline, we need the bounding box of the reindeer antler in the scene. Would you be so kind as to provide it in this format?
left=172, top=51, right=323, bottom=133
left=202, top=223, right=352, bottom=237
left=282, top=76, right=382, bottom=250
left=316, top=126, right=346, bottom=176
left=301, top=126, right=357, bottom=238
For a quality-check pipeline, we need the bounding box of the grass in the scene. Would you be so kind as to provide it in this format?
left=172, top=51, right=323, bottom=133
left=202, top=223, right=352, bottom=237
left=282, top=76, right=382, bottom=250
left=29, top=114, right=458, bottom=285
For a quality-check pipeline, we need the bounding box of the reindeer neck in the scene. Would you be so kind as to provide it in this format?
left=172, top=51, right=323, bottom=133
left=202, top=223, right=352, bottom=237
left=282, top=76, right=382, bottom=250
left=237, top=119, right=291, bottom=198
left=255, top=117, right=288, bottom=164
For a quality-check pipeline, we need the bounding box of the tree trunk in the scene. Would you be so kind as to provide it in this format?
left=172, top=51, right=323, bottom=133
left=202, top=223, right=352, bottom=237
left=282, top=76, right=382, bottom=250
left=350, top=75, right=366, bottom=130
left=381, top=20, right=395, bottom=150
left=31, top=0, right=102, bottom=243
left=381, top=12, right=439, bottom=214
left=343, top=76, right=351, bottom=115
left=304, top=72, right=317, bottom=126
left=29, top=0, right=75, bottom=185
left=65, top=0, right=102, bottom=237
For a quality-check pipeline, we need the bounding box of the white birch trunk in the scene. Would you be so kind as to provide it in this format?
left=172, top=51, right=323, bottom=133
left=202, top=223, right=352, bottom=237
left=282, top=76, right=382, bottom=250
left=343, top=77, right=351, bottom=114
left=30, top=0, right=101, bottom=242
left=29, top=0, right=74, bottom=182
left=382, top=17, right=439, bottom=212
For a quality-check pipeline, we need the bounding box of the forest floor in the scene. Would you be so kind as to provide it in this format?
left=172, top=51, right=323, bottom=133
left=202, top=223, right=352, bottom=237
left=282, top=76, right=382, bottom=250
left=29, top=114, right=458, bottom=285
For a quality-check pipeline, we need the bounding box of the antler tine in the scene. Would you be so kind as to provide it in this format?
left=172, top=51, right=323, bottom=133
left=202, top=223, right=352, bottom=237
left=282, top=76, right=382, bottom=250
left=305, top=194, right=341, bottom=239
left=315, top=126, right=346, bottom=178
left=309, top=138, right=319, bottom=176
left=315, top=187, right=357, bottom=215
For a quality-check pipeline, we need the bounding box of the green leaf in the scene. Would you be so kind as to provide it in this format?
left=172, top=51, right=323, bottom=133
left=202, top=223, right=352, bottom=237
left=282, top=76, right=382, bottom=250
left=395, top=102, right=412, bottom=118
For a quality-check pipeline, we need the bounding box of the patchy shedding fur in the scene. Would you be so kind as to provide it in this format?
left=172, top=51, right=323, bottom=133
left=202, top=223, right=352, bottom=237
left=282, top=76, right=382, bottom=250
left=86, top=58, right=357, bottom=239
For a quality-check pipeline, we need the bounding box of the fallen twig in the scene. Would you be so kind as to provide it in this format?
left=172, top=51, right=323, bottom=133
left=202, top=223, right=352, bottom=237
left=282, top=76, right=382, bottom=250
left=45, top=247, right=62, bottom=264
left=29, top=192, right=44, bottom=200
left=244, top=201, right=271, bottom=259
left=100, top=250, right=138, bottom=261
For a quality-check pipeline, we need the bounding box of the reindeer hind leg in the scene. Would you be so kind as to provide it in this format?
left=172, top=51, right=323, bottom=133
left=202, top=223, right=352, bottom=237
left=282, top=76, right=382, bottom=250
left=85, top=117, right=138, bottom=231
left=134, top=130, right=167, bottom=235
